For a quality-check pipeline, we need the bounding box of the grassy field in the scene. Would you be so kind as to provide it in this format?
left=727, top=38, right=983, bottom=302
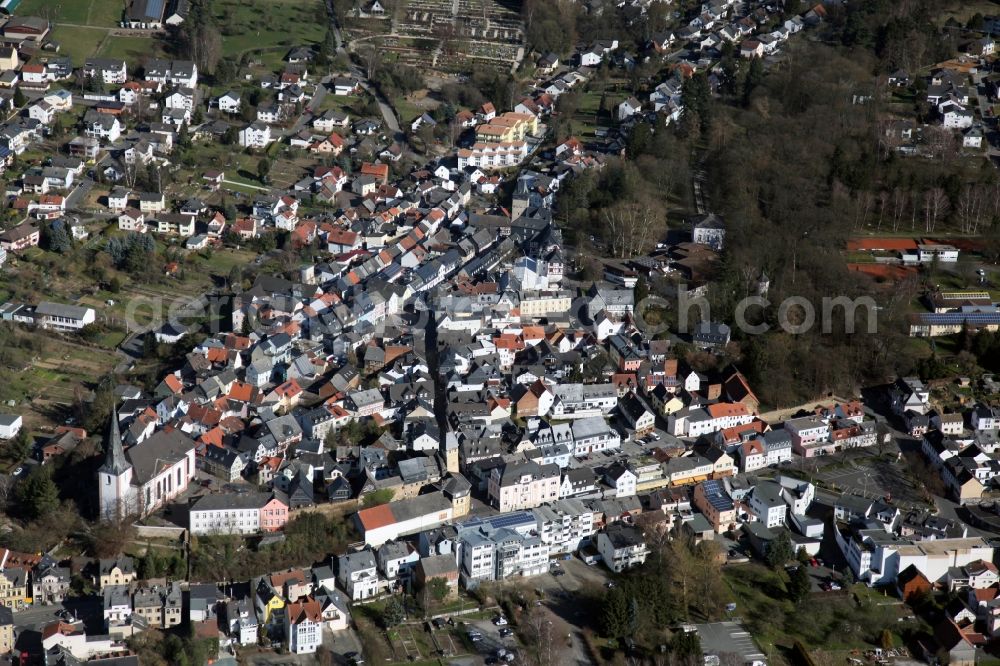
left=51, top=25, right=107, bottom=65
left=97, top=34, right=163, bottom=61
left=0, top=337, right=121, bottom=428
left=723, top=563, right=915, bottom=654
left=392, top=95, right=424, bottom=127
left=212, top=0, right=327, bottom=58
left=15, top=0, right=123, bottom=27
left=572, top=87, right=613, bottom=139
left=935, top=0, right=997, bottom=27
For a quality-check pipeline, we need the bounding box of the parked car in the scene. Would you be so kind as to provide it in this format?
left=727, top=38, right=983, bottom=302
left=499, top=627, right=513, bottom=638
left=493, top=615, right=508, bottom=626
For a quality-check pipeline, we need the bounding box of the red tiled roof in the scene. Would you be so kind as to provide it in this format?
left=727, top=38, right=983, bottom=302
left=706, top=403, right=749, bottom=418
left=846, top=237, right=918, bottom=252
left=356, top=503, right=395, bottom=530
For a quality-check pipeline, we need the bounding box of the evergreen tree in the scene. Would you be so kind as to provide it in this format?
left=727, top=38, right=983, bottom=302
left=16, top=467, right=58, bottom=520
left=321, top=29, right=338, bottom=60
left=682, top=73, right=713, bottom=133
left=227, top=266, right=242, bottom=291
left=671, top=630, right=701, bottom=659
left=788, top=564, right=811, bottom=603
left=45, top=221, right=71, bottom=254
left=743, top=57, right=764, bottom=107
left=600, top=587, right=631, bottom=638
left=8, top=428, right=31, bottom=461
left=381, top=597, right=405, bottom=627
left=765, top=531, right=794, bottom=568
left=634, top=276, right=650, bottom=304
left=142, top=333, right=159, bottom=358
left=257, top=159, right=271, bottom=183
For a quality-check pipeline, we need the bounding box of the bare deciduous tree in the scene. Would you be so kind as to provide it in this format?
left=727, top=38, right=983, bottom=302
left=957, top=185, right=986, bottom=234
left=876, top=190, right=889, bottom=231
left=923, top=187, right=949, bottom=232
left=602, top=199, right=662, bottom=259
left=891, top=187, right=908, bottom=232
left=359, top=41, right=382, bottom=81
left=852, top=190, right=875, bottom=230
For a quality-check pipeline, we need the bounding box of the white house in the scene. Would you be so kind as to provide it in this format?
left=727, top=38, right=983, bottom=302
left=286, top=599, right=322, bottom=654
left=748, top=481, right=788, bottom=528
left=217, top=91, right=241, bottom=114
left=188, top=492, right=288, bottom=536
left=942, top=103, right=975, bottom=129
left=597, top=524, right=648, bottom=573
left=35, top=302, right=96, bottom=331
left=972, top=405, right=1000, bottom=431
left=28, top=101, right=55, bottom=125
left=108, top=189, right=130, bottom=212
left=336, top=550, right=380, bottom=601
left=579, top=49, right=603, bottom=67
left=838, top=531, right=994, bottom=586
left=964, top=125, right=984, bottom=149
left=83, top=58, right=127, bottom=85
left=0, top=414, right=22, bottom=439
left=605, top=464, right=637, bottom=498
left=617, top=97, right=641, bottom=121
left=239, top=122, right=273, bottom=148
left=164, top=88, right=195, bottom=112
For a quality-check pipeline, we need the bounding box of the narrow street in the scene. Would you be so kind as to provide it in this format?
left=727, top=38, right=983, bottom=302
left=324, top=0, right=401, bottom=134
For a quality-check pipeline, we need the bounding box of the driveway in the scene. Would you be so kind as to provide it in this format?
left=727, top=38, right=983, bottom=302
left=65, top=177, right=96, bottom=211
left=325, top=625, right=365, bottom=665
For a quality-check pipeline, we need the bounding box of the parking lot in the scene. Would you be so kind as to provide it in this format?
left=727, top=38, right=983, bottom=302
left=448, top=559, right=609, bottom=665
left=460, top=616, right=520, bottom=663
left=807, top=447, right=925, bottom=508
left=786, top=560, right=846, bottom=594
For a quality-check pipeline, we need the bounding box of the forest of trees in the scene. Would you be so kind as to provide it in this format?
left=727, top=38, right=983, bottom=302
left=545, top=0, right=995, bottom=407
left=697, top=1, right=986, bottom=406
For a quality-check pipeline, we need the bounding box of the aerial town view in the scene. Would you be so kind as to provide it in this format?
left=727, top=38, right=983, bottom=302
left=2, top=0, right=1000, bottom=664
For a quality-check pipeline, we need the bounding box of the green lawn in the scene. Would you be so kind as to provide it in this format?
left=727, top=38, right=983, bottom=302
left=392, top=96, right=423, bottom=127
left=212, top=0, right=327, bottom=58
left=50, top=25, right=107, bottom=66
left=183, top=142, right=266, bottom=186
left=16, top=0, right=122, bottom=27
left=572, top=87, right=614, bottom=138
left=98, top=34, right=163, bottom=61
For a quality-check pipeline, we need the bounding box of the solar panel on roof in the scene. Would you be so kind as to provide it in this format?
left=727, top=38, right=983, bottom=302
left=489, top=512, right=534, bottom=529
left=917, top=312, right=1000, bottom=324
left=139, top=0, right=165, bottom=20
left=940, top=291, right=990, bottom=300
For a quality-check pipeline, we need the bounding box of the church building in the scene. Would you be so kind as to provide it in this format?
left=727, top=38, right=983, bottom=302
left=98, top=413, right=197, bottom=520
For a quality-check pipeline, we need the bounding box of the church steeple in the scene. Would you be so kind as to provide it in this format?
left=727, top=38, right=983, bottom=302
left=99, top=410, right=131, bottom=476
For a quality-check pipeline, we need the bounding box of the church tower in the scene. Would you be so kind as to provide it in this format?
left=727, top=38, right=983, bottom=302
left=98, top=411, right=133, bottom=520
left=441, top=430, right=459, bottom=475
